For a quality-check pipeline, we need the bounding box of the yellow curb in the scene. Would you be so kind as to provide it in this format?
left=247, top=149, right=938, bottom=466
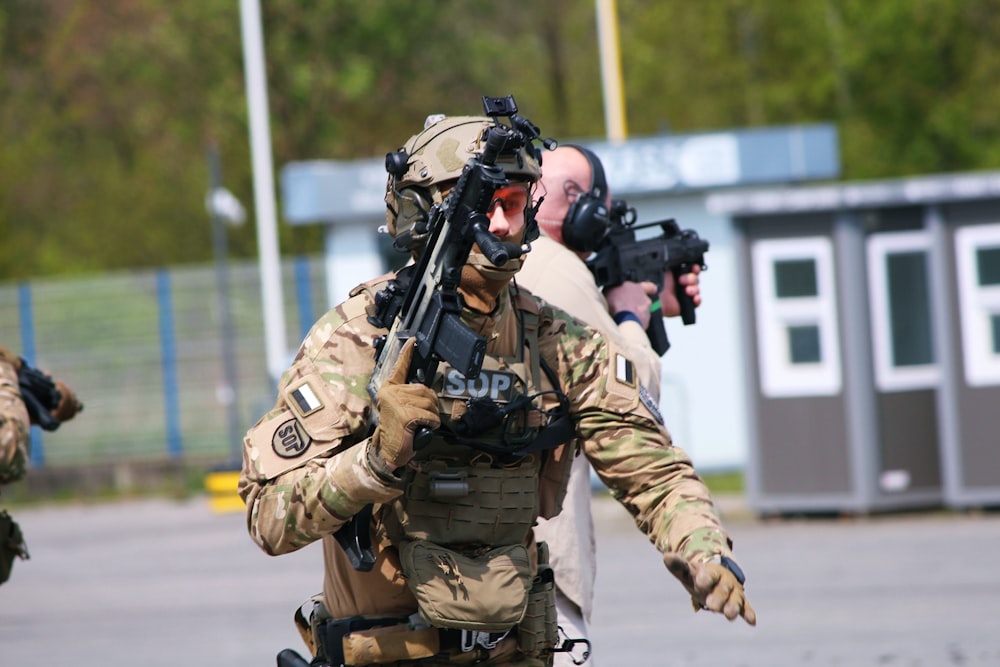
left=204, top=471, right=243, bottom=514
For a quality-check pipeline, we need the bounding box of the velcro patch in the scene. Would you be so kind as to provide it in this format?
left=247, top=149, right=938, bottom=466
left=272, top=418, right=313, bottom=459
left=639, top=385, right=664, bottom=425
left=249, top=408, right=347, bottom=479
left=289, top=381, right=323, bottom=417
left=440, top=366, right=519, bottom=404
left=615, top=353, right=635, bottom=387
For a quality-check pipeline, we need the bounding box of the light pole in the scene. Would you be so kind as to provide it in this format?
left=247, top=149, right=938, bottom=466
left=596, top=0, right=628, bottom=142
left=240, top=0, right=288, bottom=384
left=206, top=145, right=246, bottom=465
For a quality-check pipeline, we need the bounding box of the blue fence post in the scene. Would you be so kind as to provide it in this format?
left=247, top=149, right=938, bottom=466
left=17, top=281, right=45, bottom=466
left=156, top=270, right=183, bottom=460
left=294, top=255, right=315, bottom=341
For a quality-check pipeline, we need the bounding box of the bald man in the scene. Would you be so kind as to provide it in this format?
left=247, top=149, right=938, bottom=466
left=518, top=145, right=701, bottom=665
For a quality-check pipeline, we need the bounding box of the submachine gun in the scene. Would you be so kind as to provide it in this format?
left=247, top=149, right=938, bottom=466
left=332, top=95, right=554, bottom=573
left=585, top=200, right=709, bottom=355
left=17, top=361, right=75, bottom=431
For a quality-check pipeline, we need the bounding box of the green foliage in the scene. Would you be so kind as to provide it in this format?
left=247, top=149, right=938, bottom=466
left=2, top=0, right=999, bottom=280
left=701, top=469, right=744, bottom=495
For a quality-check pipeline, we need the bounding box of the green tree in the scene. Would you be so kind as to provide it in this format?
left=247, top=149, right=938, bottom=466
left=3, top=0, right=1000, bottom=280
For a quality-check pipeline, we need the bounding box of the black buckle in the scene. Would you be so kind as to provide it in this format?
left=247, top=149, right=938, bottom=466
left=551, top=626, right=591, bottom=665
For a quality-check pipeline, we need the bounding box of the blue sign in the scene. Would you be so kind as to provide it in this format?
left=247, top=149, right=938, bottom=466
left=282, top=123, right=839, bottom=225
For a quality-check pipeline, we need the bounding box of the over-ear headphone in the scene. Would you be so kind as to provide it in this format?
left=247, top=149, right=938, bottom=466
left=561, top=145, right=610, bottom=253
left=389, top=185, right=434, bottom=250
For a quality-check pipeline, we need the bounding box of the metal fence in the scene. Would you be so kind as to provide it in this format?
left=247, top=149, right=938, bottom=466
left=1, top=255, right=329, bottom=471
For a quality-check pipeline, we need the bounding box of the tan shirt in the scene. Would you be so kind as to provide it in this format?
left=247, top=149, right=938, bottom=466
left=517, top=235, right=662, bottom=621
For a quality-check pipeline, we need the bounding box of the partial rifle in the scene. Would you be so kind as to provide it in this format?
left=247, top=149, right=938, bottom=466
left=17, top=359, right=77, bottom=431
left=333, top=95, right=551, bottom=572
left=586, top=200, right=709, bottom=355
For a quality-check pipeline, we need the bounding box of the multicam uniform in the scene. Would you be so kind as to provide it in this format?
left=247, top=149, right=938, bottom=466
left=240, top=272, right=733, bottom=667
left=0, top=352, right=30, bottom=485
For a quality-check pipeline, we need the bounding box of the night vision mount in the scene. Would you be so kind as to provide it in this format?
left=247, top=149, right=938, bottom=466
left=481, top=94, right=558, bottom=164
left=384, top=95, right=557, bottom=179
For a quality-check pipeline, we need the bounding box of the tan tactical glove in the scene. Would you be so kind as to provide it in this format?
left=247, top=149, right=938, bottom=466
left=368, top=338, right=440, bottom=476
left=0, top=346, right=22, bottom=373
left=51, top=380, right=84, bottom=424
left=664, top=553, right=757, bottom=626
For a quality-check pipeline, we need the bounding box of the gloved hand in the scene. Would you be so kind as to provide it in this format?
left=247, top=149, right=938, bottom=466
left=0, top=346, right=22, bottom=373
left=369, top=338, right=440, bottom=474
left=664, top=553, right=757, bottom=626
left=51, top=380, right=84, bottom=423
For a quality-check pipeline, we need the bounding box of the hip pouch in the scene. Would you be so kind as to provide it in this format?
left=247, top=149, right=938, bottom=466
left=399, top=539, right=532, bottom=632
left=0, top=510, right=29, bottom=585
left=516, top=562, right=558, bottom=657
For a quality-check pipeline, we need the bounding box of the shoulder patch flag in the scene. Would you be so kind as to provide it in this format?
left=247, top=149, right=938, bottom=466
left=289, top=381, right=323, bottom=417
left=615, top=353, right=635, bottom=387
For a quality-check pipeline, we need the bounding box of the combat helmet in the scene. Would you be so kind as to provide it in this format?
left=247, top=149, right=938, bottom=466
left=384, top=113, right=545, bottom=253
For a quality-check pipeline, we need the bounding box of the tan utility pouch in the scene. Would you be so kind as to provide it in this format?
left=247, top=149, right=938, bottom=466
left=0, top=510, right=28, bottom=585
left=342, top=624, right=440, bottom=665
left=400, top=539, right=532, bottom=632
left=516, top=563, right=557, bottom=657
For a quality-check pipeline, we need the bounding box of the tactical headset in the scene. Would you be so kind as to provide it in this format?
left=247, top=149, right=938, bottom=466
left=560, top=144, right=611, bottom=254
left=385, top=115, right=544, bottom=254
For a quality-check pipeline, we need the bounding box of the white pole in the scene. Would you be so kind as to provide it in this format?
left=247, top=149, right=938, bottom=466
left=239, top=0, right=288, bottom=384
left=595, top=0, right=628, bottom=143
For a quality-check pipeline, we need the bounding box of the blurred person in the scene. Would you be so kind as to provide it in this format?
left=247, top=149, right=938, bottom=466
left=520, top=145, right=702, bottom=664
left=0, top=345, right=83, bottom=584
left=240, top=101, right=753, bottom=667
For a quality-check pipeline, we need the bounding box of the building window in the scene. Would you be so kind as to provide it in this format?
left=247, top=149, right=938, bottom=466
left=774, top=259, right=818, bottom=298
left=788, top=325, right=822, bottom=363
left=956, top=223, right=1000, bottom=386
left=866, top=231, right=938, bottom=391
left=752, top=237, right=841, bottom=397
left=977, top=247, right=1000, bottom=285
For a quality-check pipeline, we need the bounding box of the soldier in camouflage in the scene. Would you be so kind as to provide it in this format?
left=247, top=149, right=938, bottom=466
left=1, top=345, right=82, bottom=585
left=0, top=348, right=31, bottom=486
left=240, top=109, right=755, bottom=667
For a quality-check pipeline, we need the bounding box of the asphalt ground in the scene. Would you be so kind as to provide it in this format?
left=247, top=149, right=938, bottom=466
left=1, top=495, right=998, bottom=667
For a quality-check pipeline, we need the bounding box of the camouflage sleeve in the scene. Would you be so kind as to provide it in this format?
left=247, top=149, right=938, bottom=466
left=238, top=290, right=402, bottom=556
left=0, top=356, right=30, bottom=485
left=538, top=307, right=733, bottom=566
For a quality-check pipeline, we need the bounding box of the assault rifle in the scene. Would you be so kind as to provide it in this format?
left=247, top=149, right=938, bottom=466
left=6, top=355, right=83, bottom=431
left=586, top=200, right=709, bottom=355
left=17, top=362, right=64, bottom=431
left=333, top=95, right=552, bottom=572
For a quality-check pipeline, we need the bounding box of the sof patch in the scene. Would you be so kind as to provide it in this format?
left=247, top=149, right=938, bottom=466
left=615, top=353, right=636, bottom=387
left=441, top=366, right=519, bottom=404
left=288, top=380, right=323, bottom=418
left=271, top=419, right=313, bottom=459
left=639, top=384, right=664, bottom=425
